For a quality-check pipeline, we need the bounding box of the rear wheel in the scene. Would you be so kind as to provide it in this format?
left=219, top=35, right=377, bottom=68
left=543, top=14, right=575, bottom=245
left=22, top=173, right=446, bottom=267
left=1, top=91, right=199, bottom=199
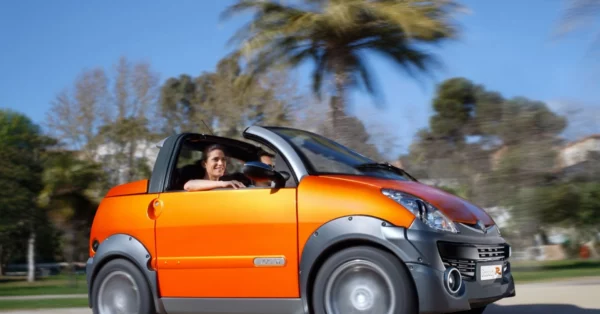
left=311, top=246, right=417, bottom=314
left=91, top=258, right=155, bottom=314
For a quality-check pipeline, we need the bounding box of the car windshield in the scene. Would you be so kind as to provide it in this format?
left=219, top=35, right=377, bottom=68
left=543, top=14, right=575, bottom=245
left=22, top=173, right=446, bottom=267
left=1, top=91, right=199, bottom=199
left=266, top=127, right=415, bottom=181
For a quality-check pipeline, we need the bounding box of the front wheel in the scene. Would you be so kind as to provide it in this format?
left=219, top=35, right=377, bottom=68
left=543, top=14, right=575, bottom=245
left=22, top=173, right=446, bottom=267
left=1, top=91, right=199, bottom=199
left=311, top=246, right=418, bottom=314
left=91, top=258, right=155, bottom=314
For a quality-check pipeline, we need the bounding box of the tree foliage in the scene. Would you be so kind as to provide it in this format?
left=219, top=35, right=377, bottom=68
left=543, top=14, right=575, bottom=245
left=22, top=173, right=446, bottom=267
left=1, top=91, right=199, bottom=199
left=37, top=150, right=105, bottom=285
left=0, top=109, right=54, bottom=278
left=222, top=0, right=464, bottom=147
left=46, top=56, right=162, bottom=188
left=159, top=56, right=300, bottom=139
left=402, top=77, right=573, bottom=245
left=0, top=109, right=48, bottom=228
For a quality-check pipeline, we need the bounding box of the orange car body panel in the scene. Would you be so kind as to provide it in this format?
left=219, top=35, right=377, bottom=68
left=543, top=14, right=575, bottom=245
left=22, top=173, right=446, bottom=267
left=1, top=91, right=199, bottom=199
left=154, top=188, right=299, bottom=298
left=306, top=175, right=495, bottom=225
left=105, top=179, right=149, bottom=197
left=296, top=175, right=417, bottom=257
left=89, top=193, right=158, bottom=268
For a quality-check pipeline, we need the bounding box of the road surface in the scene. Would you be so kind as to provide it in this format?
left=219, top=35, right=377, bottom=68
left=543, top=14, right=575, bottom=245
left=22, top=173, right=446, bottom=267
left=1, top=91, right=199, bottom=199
left=1, top=277, right=599, bottom=313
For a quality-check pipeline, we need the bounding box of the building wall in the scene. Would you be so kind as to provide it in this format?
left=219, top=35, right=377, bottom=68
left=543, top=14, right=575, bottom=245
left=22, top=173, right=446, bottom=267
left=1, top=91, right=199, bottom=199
left=559, top=136, right=600, bottom=168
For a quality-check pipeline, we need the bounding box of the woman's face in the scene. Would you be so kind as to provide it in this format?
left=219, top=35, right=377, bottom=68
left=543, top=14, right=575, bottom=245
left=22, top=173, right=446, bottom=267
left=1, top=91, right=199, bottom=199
left=203, top=149, right=226, bottom=179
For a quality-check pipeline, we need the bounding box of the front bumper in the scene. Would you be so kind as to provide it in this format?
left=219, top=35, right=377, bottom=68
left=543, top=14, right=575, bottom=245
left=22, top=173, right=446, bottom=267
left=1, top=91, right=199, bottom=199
left=397, top=219, right=516, bottom=313
left=407, top=262, right=515, bottom=313
left=86, top=257, right=94, bottom=308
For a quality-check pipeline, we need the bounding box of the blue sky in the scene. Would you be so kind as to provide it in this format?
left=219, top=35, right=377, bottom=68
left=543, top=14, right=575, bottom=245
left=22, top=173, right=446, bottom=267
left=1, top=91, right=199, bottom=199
left=1, top=0, right=599, bottom=158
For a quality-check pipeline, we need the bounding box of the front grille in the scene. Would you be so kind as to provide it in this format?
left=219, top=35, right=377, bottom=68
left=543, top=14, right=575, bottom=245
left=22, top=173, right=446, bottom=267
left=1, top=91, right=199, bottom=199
left=438, top=241, right=509, bottom=280
left=478, top=245, right=506, bottom=260
left=442, top=258, right=476, bottom=279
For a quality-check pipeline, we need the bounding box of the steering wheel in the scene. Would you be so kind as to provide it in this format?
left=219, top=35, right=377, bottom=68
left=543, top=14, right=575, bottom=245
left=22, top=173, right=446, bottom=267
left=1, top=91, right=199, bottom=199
left=219, top=172, right=253, bottom=187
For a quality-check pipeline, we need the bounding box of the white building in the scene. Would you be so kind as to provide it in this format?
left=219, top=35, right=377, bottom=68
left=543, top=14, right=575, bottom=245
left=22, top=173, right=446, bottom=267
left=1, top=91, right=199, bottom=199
left=94, top=139, right=161, bottom=184
left=558, top=134, right=600, bottom=168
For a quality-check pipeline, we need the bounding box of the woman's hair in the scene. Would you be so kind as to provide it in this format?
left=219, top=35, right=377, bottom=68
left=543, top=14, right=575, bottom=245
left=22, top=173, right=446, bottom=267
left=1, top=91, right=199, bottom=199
left=201, top=144, right=227, bottom=162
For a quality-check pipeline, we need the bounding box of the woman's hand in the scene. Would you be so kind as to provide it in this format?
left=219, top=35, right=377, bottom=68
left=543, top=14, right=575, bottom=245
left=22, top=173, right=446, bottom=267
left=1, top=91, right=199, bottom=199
left=220, top=180, right=246, bottom=189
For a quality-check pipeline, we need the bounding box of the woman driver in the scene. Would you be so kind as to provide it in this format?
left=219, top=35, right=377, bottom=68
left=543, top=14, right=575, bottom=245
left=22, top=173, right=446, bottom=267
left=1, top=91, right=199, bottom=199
left=183, top=144, right=246, bottom=191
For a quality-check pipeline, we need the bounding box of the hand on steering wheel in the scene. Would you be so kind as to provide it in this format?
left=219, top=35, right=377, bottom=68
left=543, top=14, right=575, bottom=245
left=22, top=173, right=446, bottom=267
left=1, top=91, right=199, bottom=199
left=220, top=180, right=246, bottom=189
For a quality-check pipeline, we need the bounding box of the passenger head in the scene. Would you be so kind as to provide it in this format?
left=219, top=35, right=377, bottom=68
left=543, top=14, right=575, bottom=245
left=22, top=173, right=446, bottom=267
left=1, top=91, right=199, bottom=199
left=202, top=144, right=227, bottom=180
left=258, top=151, right=274, bottom=168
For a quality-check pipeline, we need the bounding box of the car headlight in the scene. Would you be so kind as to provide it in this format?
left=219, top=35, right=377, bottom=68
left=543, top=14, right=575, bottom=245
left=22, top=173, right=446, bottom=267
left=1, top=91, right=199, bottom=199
left=382, top=189, right=459, bottom=233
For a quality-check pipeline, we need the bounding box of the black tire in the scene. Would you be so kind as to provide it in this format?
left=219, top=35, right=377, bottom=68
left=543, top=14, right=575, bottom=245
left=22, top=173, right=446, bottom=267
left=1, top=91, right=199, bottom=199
left=91, top=258, right=155, bottom=314
left=454, top=306, right=487, bottom=314
left=311, top=245, right=418, bottom=314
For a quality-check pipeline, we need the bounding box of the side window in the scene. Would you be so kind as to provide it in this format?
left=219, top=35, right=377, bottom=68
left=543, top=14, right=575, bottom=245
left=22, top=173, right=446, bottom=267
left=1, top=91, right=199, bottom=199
left=176, top=142, right=203, bottom=168
left=273, top=153, right=298, bottom=188
left=226, top=157, right=245, bottom=174
left=167, top=141, right=204, bottom=191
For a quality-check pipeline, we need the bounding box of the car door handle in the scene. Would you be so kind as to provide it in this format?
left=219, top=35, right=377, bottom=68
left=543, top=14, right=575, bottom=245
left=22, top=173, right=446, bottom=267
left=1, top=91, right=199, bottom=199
left=148, top=198, right=164, bottom=220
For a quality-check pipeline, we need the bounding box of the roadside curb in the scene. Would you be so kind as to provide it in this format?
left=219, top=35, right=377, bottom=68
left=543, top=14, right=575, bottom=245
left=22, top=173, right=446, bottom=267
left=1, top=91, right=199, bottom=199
left=0, top=294, right=87, bottom=301
left=515, top=276, right=600, bottom=286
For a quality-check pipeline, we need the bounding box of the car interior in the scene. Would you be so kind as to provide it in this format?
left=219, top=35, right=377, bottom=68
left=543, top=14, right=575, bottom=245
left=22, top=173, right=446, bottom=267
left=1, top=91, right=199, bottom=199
left=166, top=134, right=296, bottom=191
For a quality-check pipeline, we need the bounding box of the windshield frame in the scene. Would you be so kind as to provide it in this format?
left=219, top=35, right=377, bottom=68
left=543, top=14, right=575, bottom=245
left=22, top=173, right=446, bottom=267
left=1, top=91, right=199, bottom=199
left=264, top=126, right=416, bottom=181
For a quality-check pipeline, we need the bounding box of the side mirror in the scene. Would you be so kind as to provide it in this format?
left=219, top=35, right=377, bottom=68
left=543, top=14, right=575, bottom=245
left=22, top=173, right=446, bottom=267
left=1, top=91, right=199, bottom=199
left=242, top=161, right=289, bottom=188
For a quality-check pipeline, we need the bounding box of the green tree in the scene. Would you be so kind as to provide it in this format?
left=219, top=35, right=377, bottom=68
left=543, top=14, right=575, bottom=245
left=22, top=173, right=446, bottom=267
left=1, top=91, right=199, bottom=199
left=0, top=109, right=52, bottom=281
left=159, top=55, right=299, bottom=139
left=37, top=150, right=105, bottom=286
left=403, top=77, right=569, bottom=247
left=46, top=56, right=162, bottom=190
left=532, top=181, right=600, bottom=246
left=222, top=0, right=464, bottom=147
left=402, top=77, right=492, bottom=200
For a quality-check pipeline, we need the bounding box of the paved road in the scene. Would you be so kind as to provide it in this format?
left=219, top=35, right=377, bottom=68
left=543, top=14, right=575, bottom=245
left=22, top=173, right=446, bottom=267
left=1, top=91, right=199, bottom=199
left=1, top=277, right=599, bottom=314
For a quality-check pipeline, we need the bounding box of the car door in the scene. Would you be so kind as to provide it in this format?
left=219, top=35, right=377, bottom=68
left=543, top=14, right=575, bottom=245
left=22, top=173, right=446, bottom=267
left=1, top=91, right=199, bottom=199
left=154, top=187, right=299, bottom=299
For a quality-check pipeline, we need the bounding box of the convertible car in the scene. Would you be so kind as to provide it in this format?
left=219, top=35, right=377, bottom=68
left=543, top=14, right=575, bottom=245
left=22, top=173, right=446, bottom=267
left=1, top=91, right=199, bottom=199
left=86, top=125, right=515, bottom=314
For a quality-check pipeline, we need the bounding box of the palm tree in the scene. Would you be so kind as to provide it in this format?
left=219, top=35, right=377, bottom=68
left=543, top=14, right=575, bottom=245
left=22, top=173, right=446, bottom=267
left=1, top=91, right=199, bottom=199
left=556, top=0, right=600, bottom=62
left=221, top=0, right=464, bottom=145
left=557, top=0, right=600, bottom=36
left=0, top=109, right=50, bottom=282
left=37, top=150, right=104, bottom=286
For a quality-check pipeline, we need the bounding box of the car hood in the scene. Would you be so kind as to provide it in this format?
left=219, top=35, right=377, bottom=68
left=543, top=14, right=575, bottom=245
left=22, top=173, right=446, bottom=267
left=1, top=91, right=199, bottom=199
left=322, top=175, right=495, bottom=226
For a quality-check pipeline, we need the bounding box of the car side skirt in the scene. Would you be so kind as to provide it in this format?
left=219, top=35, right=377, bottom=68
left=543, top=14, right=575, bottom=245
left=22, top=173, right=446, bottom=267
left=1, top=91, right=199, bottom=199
left=161, top=298, right=304, bottom=314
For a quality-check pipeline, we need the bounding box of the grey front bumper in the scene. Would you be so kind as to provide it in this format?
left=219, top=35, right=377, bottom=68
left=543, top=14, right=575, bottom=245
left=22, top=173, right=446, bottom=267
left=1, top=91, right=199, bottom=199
left=407, top=261, right=515, bottom=313
left=86, top=257, right=94, bottom=308
left=400, top=219, right=516, bottom=313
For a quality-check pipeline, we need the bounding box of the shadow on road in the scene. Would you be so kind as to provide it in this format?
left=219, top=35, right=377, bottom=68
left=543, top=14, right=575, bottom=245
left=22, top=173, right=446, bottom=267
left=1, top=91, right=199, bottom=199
left=486, top=304, right=600, bottom=314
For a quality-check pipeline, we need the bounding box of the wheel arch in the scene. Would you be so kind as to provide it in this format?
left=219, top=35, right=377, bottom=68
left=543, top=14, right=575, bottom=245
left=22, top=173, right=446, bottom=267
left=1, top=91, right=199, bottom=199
left=86, top=233, right=165, bottom=313
left=299, top=215, right=423, bottom=314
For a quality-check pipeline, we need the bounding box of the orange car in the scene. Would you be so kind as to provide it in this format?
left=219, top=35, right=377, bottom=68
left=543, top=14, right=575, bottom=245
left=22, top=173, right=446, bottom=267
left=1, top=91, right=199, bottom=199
left=86, top=126, right=515, bottom=314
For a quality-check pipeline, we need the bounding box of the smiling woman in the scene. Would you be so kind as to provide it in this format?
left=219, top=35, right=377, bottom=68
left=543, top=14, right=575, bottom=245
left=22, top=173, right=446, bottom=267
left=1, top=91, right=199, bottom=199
left=183, top=144, right=246, bottom=191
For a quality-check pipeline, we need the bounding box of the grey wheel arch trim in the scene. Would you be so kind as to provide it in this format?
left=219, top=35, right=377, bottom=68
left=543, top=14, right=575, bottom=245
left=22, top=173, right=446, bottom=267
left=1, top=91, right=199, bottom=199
left=298, top=215, right=425, bottom=314
left=86, top=233, right=165, bottom=313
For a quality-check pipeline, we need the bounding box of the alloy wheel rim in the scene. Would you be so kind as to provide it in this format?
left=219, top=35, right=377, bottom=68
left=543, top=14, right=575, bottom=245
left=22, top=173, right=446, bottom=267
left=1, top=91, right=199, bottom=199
left=324, top=259, right=396, bottom=314
left=97, top=270, right=140, bottom=314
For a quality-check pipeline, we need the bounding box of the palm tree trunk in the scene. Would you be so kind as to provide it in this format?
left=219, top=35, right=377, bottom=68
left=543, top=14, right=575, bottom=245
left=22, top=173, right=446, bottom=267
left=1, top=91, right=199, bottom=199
left=0, top=244, right=4, bottom=276
left=64, top=225, right=77, bottom=287
left=127, top=140, right=137, bottom=183
left=27, top=230, right=35, bottom=282
left=330, top=62, right=353, bottom=148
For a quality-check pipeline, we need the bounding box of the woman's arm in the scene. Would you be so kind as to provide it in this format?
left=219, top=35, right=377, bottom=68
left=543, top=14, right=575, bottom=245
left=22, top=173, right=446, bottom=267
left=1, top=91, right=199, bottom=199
left=184, top=179, right=245, bottom=191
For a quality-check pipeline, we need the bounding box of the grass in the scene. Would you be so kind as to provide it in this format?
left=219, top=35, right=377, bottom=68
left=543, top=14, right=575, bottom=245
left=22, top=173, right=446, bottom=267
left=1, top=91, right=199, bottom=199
left=0, top=274, right=87, bottom=296
left=511, top=259, right=600, bottom=283
left=0, top=298, right=88, bottom=311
